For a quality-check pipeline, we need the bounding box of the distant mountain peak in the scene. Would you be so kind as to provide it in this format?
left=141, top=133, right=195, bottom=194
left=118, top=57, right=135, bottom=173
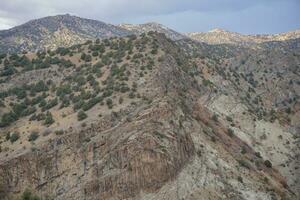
left=187, top=28, right=300, bottom=46
left=208, top=28, right=229, bottom=33
left=119, top=22, right=186, bottom=40
left=0, top=14, right=131, bottom=53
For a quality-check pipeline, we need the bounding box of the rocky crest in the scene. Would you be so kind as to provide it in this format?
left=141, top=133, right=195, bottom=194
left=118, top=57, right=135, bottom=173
left=187, top=29, right=300, bottom=47
left=0, top=14, right=132, bottom=53
left=118, top=22, right=186, bottom=41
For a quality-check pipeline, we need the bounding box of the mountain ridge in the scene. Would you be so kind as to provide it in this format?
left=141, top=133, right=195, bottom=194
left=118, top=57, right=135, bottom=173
left=1, top=14, right=299, bottom=53
left=187, top=28, right=300, bottom=46
left=0, top=14, right=132, bottom=53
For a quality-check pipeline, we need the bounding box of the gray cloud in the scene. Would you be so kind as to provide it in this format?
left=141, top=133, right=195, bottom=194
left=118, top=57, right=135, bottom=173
left=0, top=0, right=299, bottom=33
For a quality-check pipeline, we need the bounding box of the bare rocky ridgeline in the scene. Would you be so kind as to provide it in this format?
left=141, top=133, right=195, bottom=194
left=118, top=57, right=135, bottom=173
left=186, top=28, right=300, bottom=47
left=0, top=15, right=299, bottom=200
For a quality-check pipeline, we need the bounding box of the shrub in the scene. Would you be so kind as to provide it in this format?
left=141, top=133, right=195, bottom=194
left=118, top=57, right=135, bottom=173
left=151, top=48, right=158, bottom=54
left=241, top=146, right=247, bottom=154
left=106, top=98, right=113, bottom=109
left=10, top=132, right=20, bottom=143
left=264, top=160, right=272, bottom=168
left=77, top=110, right=87, bottom=121
left=21, top=189, right=41, bottom=200
left=226, top=116, right=233, bottom=122
left=203, top=79, right=213, bottom=86
left=238, top=159, right=251, bottom=169
left=227, top=128, right=234, bottom=137
left=82, top=96, right=102, bottom=111
left=44, top=111, right=54, bottom=125
left=28, top=131, right=39, bottom=142
left=212, top=114, right=218, bottom=122
left=5, top=132, right=10, bottom=141
left=237, top=176, right=243, bottom=183
left=119, top=97, right=123, bottom=104
left=55, top=129, right=64, bottom=135
left=128, top=92, right=135, bottom=99
left=0, top=112, right=17, bottom=127
left=254, top=152, right=262, bottom=158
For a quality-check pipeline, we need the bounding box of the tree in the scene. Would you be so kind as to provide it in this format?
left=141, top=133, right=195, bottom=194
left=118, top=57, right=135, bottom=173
left=264, top=160, right=272, bottom=168
left=106, top=98, right=113, bottom=109
left=0, top=112, right=17, bottom=127
left=44, top=111, right=54, bottom=125
left=212, top=114, right=218, bottom=122
left=28, top=131, right=39, bottom=142
left=227, top=128, right=234, bottom=137
left=10, top=132, right=20, bottom=143
left=77, top=110, right=87, bottom=121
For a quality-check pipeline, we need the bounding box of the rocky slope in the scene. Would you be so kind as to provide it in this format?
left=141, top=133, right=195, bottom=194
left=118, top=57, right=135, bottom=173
left=0, top=16, right=299, bottom=200
left=0, top=14, right=132, bottom=53
left=118, top=22, right=186, bottom=40
left=187, top=28, right=300, bottom=46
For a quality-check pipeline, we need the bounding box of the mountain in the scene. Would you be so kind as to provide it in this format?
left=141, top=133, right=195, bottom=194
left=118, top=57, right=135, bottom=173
left=0, top=16, right=299, bottom=200
left=187, top=28, right=300, bottom=46
left=118, top=22, right=187, bottom=40
left=0, top=14, right=132, bottom=53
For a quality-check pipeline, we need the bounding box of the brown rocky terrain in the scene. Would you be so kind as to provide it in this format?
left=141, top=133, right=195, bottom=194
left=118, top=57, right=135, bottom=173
left=0, top=16, right=299, bottom=200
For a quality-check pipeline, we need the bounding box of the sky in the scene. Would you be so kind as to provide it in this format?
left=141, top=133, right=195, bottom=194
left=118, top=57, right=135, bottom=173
left=0, top=0, right=299, bottom=34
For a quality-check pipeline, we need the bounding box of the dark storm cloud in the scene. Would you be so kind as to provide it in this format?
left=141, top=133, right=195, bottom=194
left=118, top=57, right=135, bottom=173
left=0, top=0, right=299, bottom=33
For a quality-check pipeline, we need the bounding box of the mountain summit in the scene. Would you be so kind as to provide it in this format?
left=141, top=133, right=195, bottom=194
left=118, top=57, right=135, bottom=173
left=118, top=22, right=186, bottom=40
left=0, top=14, right=131, bottom=53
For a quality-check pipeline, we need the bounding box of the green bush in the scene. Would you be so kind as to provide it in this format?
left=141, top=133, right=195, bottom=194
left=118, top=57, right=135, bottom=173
left=0, top=112, right=17, bottom=127
left=226, top=116, right=233, bottom=122
left=77, top=110, right=87, bottom=121
left=211, top=114, right=218, bottom=122
left=21, top=189, right=41, bottom=200
left=227, top=128, right=234, bottom=137
left=237, top=176, right=243, bottom=183
left=28, top=131, right=39, bottom=142
left=254, top=152, right=262, bottom=158
left=238, top=159, right=251, bottom=169
left=44, top=111, right=54, bottom=125
left=10, top=132, right=20, bottom=143
left=241, top=146, right=247, bottom=154
left=82, top=96, right=102, bottom=111
left=106, top=98, right=113, bottom=109
left=119, top=97, right=124, bottom=104
left=264, top=160, right=272, bottom=168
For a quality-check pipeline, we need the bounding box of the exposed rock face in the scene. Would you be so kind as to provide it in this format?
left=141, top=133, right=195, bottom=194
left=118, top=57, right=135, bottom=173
left=0, top=101, right=195, bottom=200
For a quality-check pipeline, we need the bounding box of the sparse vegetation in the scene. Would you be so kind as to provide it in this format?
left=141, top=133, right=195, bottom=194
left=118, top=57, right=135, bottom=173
left=264, top=160, right=272, bottom=168
left=77, top=110, right=87, bottom=121
left=9, top=132, right=20, bottom=143
left=227, top=128, right=234, bottom=137
left=28, top=131, right=39, bottom=142
left=212, top=114, right=218, bottom=122
left=21, top=189, right=41, bottom=200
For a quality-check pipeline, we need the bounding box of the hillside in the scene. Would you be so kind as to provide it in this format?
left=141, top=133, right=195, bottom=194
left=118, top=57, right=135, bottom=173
left=187, top=28, right=300, bottom=46
left=0, top=14, right=131, bottom=53
left=0, top=14, right=299, bottom=200
left=0, top=30, right=299, bottom=200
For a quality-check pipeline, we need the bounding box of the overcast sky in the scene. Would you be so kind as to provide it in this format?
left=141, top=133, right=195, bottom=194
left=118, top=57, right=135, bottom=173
left=0, top=0, right=299, bottom=34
